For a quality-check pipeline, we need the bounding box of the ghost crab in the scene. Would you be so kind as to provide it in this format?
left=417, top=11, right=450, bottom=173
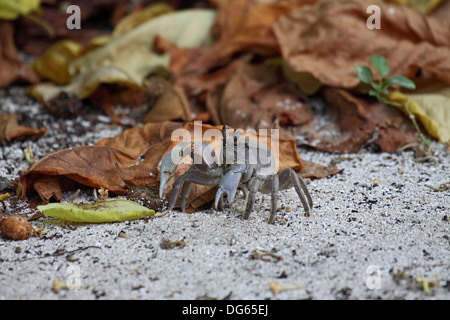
left=159, top=125, right=313, bottom=223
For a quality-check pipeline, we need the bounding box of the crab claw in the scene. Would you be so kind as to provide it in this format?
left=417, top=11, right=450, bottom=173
left=214, top=164, right=244, bottom=209
left=159, top=142, right=192, bottom=200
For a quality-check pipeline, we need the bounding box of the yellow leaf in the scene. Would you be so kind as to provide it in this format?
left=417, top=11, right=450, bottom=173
left=28, top=66, right=141, bottom=102
left=37, top=199, right=155, bottom=223
left=112, top=2, right=173, bottom=37
left=28, top=9, right=216, bottom=102
left=0, top=0, right=40, bottom=20
left=31, top=40, right=83, bottom=85
left=388, top=85, right=450, bottom=143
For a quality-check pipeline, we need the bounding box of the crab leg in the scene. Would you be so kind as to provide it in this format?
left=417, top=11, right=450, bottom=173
left=243, top=177, right=262, bottom=220
left=214, top=164, right=245, bottom=209
left=268, top=174, right=279, bottom=224
left=168, top=175, right=186, bottom=210
left=159, top=142, right=192, bottom=200
left=278, top=168, right=313, bottom=216
left=159, top=141, right=220, bottom=200
left=179, top=181, right=193, bottom=212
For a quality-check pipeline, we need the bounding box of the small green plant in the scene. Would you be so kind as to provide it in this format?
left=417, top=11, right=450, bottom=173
left=356, top=55, right=431, bottom=148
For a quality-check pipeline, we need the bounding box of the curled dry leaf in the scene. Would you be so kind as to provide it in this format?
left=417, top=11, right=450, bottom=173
left=0, top=21, right=39, bottom=87
left=274, top=0, right=450, bottom=89
left=0, top=114, right=47, bottom=142
left=27, top=9, right=217, bottom=109
left=195, top=0, right=314, bottom=72
left=298, top=87, right=419, bottom=153
left=206, top=60, right=313, bottom=133
left=18, top=121, right=184, bottom=201
left=31, top=40, right=83, bottom=85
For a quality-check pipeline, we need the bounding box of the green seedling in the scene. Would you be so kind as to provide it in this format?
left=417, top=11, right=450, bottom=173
left=356, top=55, right=431, bottom=148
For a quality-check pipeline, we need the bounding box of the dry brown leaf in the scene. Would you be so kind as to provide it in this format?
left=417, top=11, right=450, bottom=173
left=200, top=0, right=315, bottom=71
left=18, top=122, right=184, bottom=201
left=274, top=0, right=450, bottom=89
left=0, top=21, right=39, bottom=87
left=0, top=114, right=46, bottom=142
left=298, top=87, right=419, bottom=153
left=156, top=0, right=315, bottom=97
left=88, top=77, right=191, bottom=125
left=206, top=59, right=313, bottom=133
left=140, top=77, right=191, bottom=123
left=299, top=160, right=340, bottom=180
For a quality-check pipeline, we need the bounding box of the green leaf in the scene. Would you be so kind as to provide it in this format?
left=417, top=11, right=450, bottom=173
left=370, top=81, right=382, bottom=91
left=369, top=89, right=390, bottom=104
left=37, top=199, right=155, bottom=223
left=355, top=65, right=373, bottom=84
left=385, top=75, right=416, bottom=90
left=368, top=89, right=381, bottom=99
left=370, top=55, right=390, bottom=78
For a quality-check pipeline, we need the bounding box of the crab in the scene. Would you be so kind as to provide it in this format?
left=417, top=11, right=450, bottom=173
left=158, top=125, right=313, bottom=223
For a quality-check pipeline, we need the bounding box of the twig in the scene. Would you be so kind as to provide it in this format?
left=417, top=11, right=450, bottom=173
left=269, top=281, right=304, bottom=296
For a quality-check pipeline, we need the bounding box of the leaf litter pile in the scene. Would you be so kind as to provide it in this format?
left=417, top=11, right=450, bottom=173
left=1, top=0, right=449, bottom=228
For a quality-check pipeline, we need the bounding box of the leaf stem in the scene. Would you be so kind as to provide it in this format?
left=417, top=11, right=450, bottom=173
left=385, top=100, right=430, bottom=148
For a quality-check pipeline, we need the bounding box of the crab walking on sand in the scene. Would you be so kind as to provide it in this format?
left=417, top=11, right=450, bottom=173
left=159, top=125, right=313, bottom=223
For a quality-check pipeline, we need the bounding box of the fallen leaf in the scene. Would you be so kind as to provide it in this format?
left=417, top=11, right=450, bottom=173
left=14, top=0, right=119, bottom=56
left=0, top=114, right=47, bottom=142
left=140, top=77, right=191, bottom=123
left=37, top=199, right=155, bottom=223
left=197, top=0, right=313, bottom=72
left=387, top=82, right=450, bottom=142
left=112, top=2, right=173, bottom=37
left=206, top=59, right=313, bottom=133
left=0, top=21, right=40, bottom=87
left=18, top=121, right=184, bottom=201
left=155, top=0, right=314, bottom=104
left=0, top=0, right=40, bottom=20
left=31, top=40, right=83, bottom=85
left=298, top=87, right=419, bottom=153
left=299, top=160, right=340, bottom=180
left=27, top=9, right=217, bottom=105
left=274, top=0, right=450, bottom=89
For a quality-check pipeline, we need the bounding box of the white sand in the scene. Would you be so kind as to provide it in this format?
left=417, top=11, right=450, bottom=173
left=0, top=87, right=449, bottom=300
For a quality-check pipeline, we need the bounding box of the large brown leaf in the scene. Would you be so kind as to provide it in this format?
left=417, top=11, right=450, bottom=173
left=18, top=122, right=183, bottom=202
left=274, top=0, right=450, bottom=88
